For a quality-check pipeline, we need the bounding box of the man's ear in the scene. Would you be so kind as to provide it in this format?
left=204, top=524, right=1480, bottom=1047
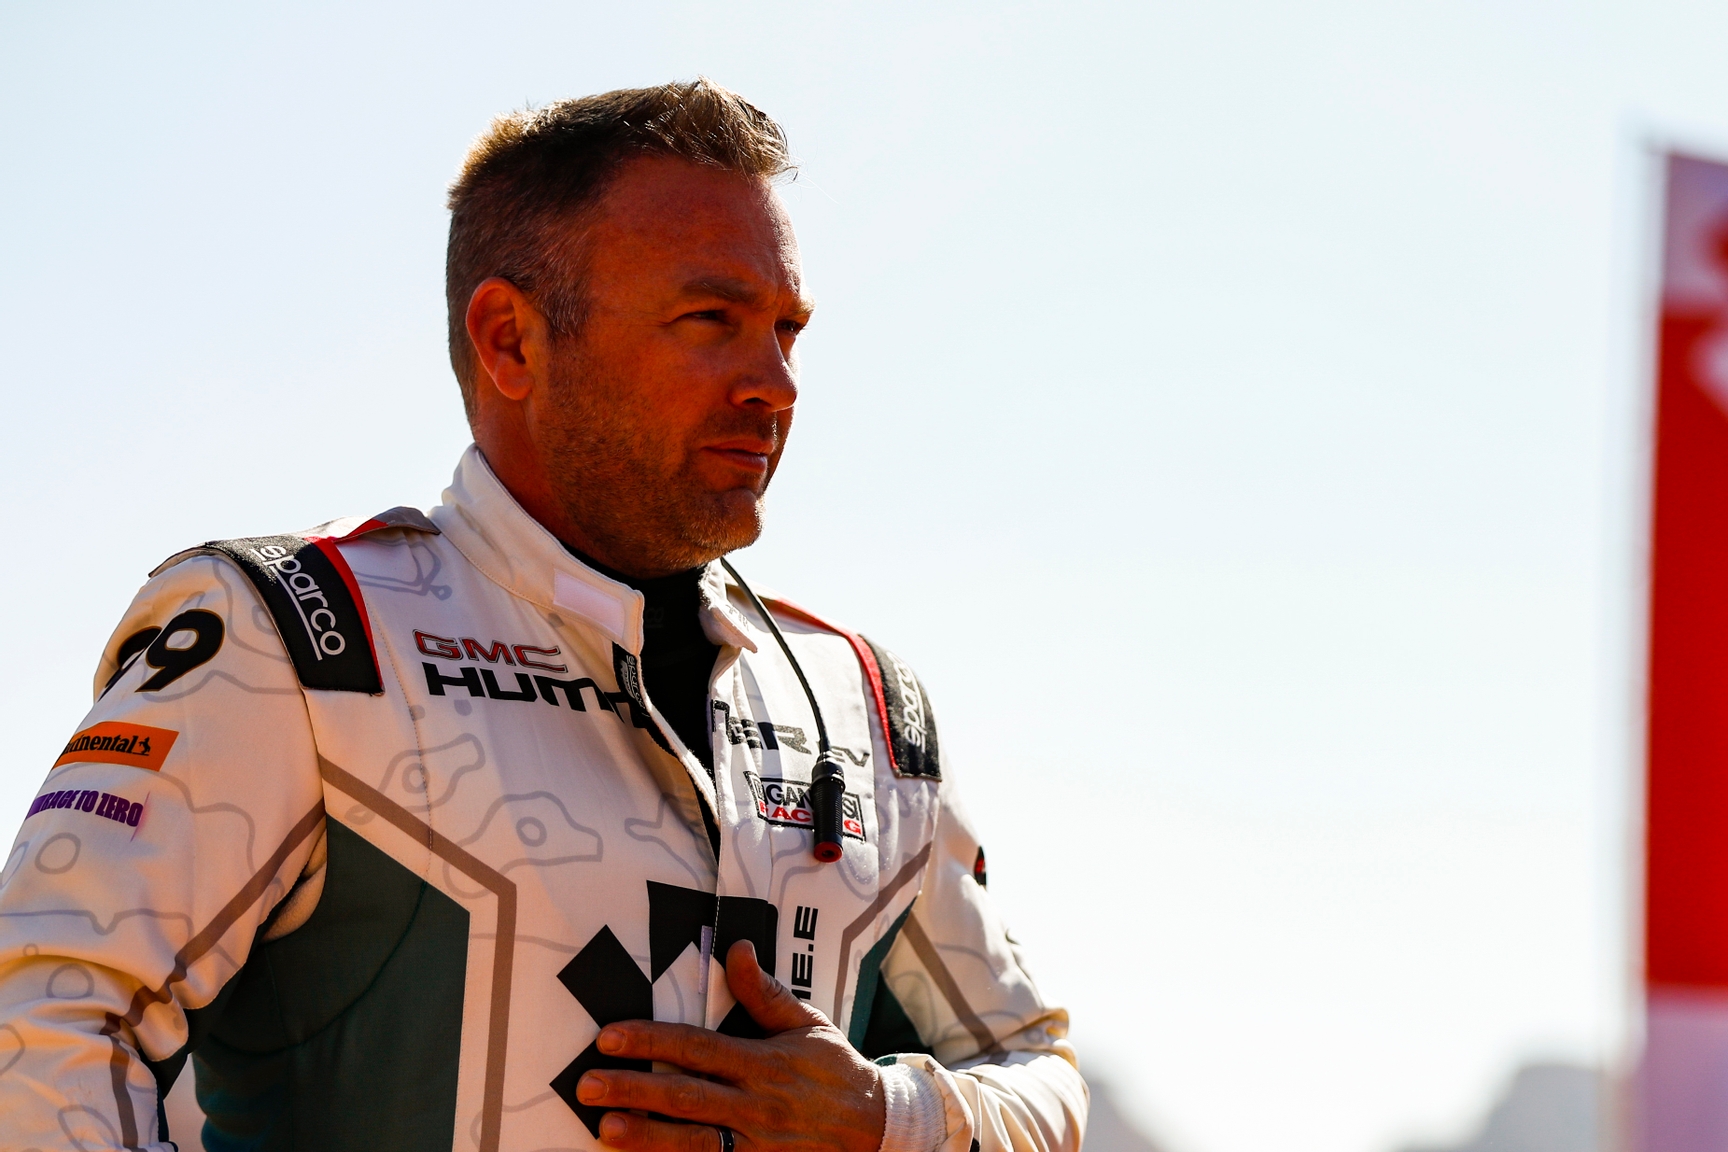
left=465, top=277, right=549, bottom=403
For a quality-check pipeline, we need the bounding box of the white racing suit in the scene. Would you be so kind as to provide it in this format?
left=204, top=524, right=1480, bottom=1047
left=0, top=447, right=1086, bottom=1152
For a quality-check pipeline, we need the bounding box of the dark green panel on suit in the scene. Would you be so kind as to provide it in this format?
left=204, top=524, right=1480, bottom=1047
left=189, top=819, right=469, bottom=1152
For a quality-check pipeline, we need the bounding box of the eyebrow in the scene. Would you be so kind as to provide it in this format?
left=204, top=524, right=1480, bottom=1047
left=682, top=277, right=815, bottom=317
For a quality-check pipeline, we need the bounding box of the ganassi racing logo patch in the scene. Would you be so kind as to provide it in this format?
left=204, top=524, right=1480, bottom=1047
left=53, top=722, right=178, bottom=772
left=743, top=772, right=866, bottom=841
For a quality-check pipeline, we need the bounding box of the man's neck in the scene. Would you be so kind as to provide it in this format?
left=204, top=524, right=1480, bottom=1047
left=475, top=444, right=692, bottom=580
left=567, top=547, right=703, bottom=592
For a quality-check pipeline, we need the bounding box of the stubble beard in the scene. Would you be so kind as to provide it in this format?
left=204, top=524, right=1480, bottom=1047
left=539, top=353, right=776, bottom=577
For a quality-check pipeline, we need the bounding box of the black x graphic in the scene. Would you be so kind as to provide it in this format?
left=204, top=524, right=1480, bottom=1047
left=549, top=884, right=782, bottom=1134
left=549, top=926, right=653, bottom=1135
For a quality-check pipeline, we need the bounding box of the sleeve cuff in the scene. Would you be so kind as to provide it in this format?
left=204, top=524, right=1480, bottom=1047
left=878, top=1060, right=947, bottom=1152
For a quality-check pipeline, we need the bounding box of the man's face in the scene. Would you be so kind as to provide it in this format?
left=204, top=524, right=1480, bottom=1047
left=534, top=155, right=810, bottom=576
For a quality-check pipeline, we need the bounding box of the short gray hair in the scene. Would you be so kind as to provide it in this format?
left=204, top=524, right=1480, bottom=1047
left=444, top=78, right=793, bottom=419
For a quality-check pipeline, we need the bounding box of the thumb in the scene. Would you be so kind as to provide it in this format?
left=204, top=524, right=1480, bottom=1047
left=724, top=939, right=824, bottom=1034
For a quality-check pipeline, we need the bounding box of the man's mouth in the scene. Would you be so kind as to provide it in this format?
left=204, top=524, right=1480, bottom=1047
left=703, top=442, right=774, bottom=474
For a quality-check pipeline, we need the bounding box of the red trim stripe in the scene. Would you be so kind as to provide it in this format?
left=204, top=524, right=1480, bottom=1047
left=330, top=517, right=387, bottom=543
left=760, top=595, right=900, bottom=777
left=302, top=516, right=395, bottom=689
left=308, top=537, right=381, bottom=688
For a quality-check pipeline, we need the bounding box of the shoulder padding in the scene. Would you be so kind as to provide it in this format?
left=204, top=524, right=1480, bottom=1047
left=304, top=506, right=441, bottom=542
left=763, top=596, right=941, bottom=780
left=151, top=508, right=435, bottom=695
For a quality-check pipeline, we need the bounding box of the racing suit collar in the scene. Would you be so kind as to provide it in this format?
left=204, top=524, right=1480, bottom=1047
left=698, top=563, right=758, bottom=652
left=431, top=445, right=758, bottom=655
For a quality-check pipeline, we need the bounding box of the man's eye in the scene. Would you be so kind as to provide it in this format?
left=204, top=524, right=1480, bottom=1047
left=778, top=319, right=807, bottom=336
left=682, top=309, right=727, bottom=323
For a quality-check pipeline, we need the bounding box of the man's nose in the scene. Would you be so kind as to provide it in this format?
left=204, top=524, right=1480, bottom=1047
left=729, top=328, right=799, bottom=412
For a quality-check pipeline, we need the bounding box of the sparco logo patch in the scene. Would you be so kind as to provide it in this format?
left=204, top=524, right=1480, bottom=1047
left=885, top=652, right=927, bottom=749
left=862, top=636, right=941, bottom=779
left=53, top=722, right=178, bottom=772
left=251, top=543, right=352, bottom=658
left=743, top=772, right=866, bottom=841
left=200, top=535, right=383, bottom=693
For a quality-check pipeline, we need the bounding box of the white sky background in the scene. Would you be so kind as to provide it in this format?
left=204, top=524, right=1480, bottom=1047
left=5, top=2, right=1727, bottom=1149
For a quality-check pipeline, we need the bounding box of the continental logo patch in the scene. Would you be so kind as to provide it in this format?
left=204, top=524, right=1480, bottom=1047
left=54, top=722, right=178, bottom=772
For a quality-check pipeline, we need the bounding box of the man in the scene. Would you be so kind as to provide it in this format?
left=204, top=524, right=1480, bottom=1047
left=0, top=80, right=1087, bottom=1152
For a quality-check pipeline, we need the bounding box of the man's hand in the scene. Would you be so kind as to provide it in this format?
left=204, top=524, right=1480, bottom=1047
left=576, top=939, right=887, bottom=1152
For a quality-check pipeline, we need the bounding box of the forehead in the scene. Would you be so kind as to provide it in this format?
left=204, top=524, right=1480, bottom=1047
left=581, top=155, right=801, bottom=299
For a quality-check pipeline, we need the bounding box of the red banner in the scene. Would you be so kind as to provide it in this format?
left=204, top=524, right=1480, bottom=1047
left=1642, top=151, right=1728, bottom=1151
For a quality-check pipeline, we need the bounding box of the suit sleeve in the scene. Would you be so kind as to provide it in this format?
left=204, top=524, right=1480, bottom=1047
left=873, top=774, right=1088, bottom=1152
left=0, top=555, right=326, bottom=1151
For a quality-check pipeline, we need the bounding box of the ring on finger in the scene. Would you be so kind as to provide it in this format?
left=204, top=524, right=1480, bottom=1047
left=715, top=1126, right=734, bottom=1152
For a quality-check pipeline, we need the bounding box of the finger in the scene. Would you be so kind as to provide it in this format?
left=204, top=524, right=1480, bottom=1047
left=577, top=1068, right=748, bottom=1126
left=724, top=939, right=826, bottom=1035
left=597, top=1020, right=756, bottom=1078
left=598, top=1109, right=732, bottom=1152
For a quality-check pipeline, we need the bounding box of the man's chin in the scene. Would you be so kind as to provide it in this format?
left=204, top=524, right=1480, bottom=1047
left=686, top=491, right=765, bottom=559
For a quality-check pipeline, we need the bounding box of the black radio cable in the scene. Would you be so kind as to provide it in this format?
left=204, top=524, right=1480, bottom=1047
left=720, top=559, right=845, bottom=862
